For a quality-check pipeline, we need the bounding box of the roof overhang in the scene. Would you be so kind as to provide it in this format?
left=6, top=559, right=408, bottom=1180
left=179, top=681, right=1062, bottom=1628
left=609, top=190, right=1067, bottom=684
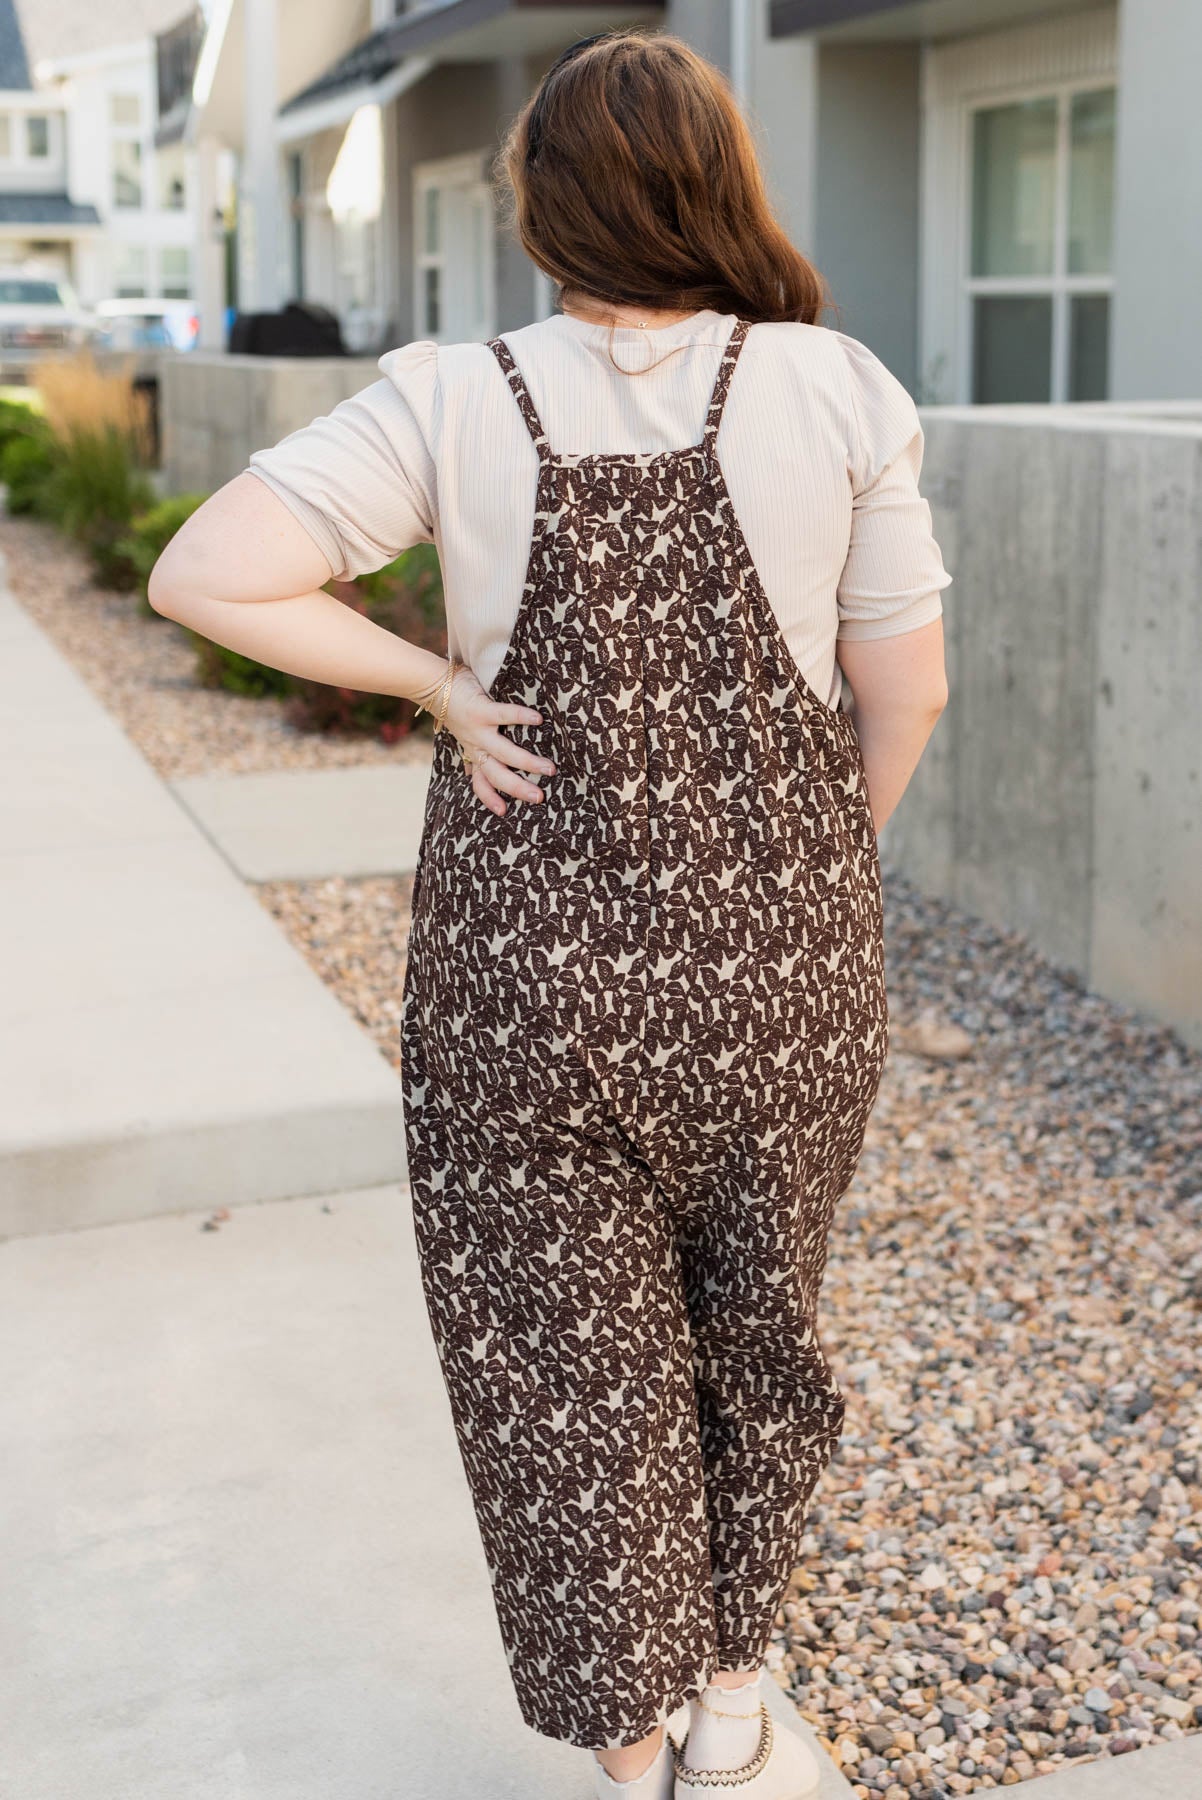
left=277, top=54, right=435, bottom=145
left=0, top=195, right=102, bottom=233
left=769, top=0, right=1103, bottom=40
left=363, top=0, right=664, bottom=63
left=155, top=97, right=192, bottom=148
left=192, top=0, right=375, bottom=146
left=194, top=1, right=663, bottom=149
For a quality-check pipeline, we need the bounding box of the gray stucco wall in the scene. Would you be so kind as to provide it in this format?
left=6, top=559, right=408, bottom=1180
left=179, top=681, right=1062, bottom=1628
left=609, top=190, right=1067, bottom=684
left=743, top=25, right=819, bottom=259
left=1111, top=0, right=1202, bottom=400
left=886, top=405, right=1202, bottom=1047
left=664, top=0, right=732, bottom=73
left=813, top=43, right=921, bottom=387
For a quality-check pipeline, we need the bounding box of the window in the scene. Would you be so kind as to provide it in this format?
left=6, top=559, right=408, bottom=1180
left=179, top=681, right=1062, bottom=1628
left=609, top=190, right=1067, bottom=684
left=419, top=184, right=441, bottom=335
left=967, top=84, right=1115, bottom=402
left=159, top=246, right=190, bottom=299
left=413, top=154, right=494, bottom=343
left=110, top=90, right=145, bottom=211
left=0, top=111, right=62, bottom=165
left=114, top=244, right=147, bottom=298
left=157, top=142, right=187, bottom=211
left=113, top=139, right=143, bottom=209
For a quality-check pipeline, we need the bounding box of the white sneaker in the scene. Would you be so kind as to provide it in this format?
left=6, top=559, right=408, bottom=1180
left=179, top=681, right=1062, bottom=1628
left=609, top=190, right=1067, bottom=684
left=671, top=1703, right=821, bottom=1798
left=594, top=1737, right=676, bottom=1800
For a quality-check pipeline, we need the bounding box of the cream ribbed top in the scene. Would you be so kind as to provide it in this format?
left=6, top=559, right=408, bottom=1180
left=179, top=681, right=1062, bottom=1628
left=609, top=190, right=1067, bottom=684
left=247, top=308, right=952, bottom=711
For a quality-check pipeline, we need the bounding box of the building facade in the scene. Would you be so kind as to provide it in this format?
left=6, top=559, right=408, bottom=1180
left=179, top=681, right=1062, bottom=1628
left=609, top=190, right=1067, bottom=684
left=193, top=0, right=1201, bottom=405
left=763, top=0, right=1202, bottom=404
left=0, top=0, right=201, bottom=309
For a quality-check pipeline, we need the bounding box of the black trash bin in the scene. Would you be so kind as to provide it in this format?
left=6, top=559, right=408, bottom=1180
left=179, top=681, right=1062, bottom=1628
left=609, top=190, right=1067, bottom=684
left=228, top=301, right=346, bottom=356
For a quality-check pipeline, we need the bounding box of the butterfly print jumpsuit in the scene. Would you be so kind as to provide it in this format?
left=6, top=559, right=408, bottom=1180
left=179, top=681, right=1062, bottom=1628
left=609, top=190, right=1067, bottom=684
left=400, top=318, right=889, bottom=1752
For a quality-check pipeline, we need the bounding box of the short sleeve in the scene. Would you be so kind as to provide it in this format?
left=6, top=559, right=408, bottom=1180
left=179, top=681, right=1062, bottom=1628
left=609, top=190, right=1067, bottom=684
left=832, top=331, right=953, bottom=642
left=246, top=338, right=440, bottom=581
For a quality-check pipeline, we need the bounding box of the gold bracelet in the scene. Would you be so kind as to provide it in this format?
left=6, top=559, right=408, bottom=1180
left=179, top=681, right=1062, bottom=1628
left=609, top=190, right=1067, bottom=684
left=414, top=656, right=456, bottom=729
left=433, top=657, right=462, bottom=734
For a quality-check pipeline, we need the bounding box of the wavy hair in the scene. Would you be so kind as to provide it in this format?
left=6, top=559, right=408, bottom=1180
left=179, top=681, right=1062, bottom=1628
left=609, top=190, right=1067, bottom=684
left=495, top=29, right=831, bottom=331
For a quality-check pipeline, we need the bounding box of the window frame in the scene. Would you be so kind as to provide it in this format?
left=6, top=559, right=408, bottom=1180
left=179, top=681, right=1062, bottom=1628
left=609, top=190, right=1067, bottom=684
left=158, top=244, right=191, bottom=299
left=412, top=149, right=495, bottom=345
left=961, top=75, right=1116, bottom=403
left=0, top=106, right=62, bottom=168
left=24, top=113, right=51, bottom=159
left=109, top=89, right=147, bottom=213
left=113, top=243, right=149, bottom=299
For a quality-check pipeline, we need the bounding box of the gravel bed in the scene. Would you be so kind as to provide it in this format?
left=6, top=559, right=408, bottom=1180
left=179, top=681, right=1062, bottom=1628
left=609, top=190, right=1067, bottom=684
left=256, top=862, right=1202, bottom=1797
left=256, top=873, right=415, bottom=1071
left=774, top=873, right=1202, bottom=1795
left=1, top=516, right=431, bottom=779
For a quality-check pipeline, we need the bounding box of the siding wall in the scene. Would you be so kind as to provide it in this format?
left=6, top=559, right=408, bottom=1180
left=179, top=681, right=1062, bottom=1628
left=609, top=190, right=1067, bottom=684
left=1110, top=0, right=1202, bottom=398
left=815, top=42, right=921, bottom=386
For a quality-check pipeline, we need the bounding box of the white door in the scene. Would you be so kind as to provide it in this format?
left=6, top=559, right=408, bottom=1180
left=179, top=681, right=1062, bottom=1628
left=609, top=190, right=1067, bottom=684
left=413, top=152, right=495, bottom=343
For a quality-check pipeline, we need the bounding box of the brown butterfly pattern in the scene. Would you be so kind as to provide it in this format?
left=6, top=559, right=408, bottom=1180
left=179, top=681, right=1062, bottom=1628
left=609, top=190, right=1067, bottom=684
left=400, top=320, right=889, bottom=1750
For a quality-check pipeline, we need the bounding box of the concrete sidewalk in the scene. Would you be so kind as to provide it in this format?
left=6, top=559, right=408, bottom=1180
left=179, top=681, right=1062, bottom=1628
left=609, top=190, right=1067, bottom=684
left=994, top=1735, right=1201, bottom=1798
left=0, top=586, right=406, bottom=1237
left=172, top=761, right=432, bottom=882
left=0, top=1182, right=853, bottom=1800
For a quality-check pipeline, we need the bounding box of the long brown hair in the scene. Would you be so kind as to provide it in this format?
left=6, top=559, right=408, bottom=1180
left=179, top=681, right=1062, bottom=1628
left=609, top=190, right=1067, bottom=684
left=495, top=29, right=830, bottom=329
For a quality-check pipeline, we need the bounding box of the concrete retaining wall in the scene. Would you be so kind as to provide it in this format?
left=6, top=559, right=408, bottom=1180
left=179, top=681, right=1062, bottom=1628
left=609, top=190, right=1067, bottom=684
left=159, top=352, right=381, bottom=495
left=894, top=403, right=1202, bottom=1048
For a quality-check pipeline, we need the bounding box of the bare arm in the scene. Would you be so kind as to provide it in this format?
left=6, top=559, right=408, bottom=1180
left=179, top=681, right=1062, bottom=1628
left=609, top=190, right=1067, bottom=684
left=148, top=472, right=556, bottom=815
left=837, top=617, right=948, bottom=835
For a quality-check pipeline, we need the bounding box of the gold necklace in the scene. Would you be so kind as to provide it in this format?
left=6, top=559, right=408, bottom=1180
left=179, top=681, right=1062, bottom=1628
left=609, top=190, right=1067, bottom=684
left=567, top=311, right=652, bottom=330
left=563, top=300, right=688, bottom=332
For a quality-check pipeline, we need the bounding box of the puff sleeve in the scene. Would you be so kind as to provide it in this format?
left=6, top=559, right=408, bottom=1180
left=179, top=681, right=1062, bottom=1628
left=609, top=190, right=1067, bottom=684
left=246, top=338, right=440, bottom=580
left=832, top=331, right=953, bottom=641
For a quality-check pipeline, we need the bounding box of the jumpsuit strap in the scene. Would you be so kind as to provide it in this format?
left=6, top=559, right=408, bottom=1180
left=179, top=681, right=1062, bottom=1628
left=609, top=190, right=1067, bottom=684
left=487, top=335, right=552, bottom=462
left=701, top=318, right=751, bottom=449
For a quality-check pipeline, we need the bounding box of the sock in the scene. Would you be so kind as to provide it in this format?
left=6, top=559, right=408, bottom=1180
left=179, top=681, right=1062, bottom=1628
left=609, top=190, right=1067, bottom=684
left=594, top=1737, right=667, bottom=1791
left=682, top=1668, right=764, bottom=1774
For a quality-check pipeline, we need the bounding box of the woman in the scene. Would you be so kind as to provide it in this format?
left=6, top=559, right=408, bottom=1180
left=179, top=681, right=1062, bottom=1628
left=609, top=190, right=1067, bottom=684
left=150, top=29, right=951, bottom=1800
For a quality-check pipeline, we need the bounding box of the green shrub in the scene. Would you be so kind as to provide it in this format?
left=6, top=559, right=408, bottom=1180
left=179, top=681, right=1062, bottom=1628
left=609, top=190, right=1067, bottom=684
left=117, top=492, right=209, bottom=614
left=40, top=425, right=155, bottom=588
left=285, top=546, right=449, bottom=742
left=0, top=424, right=57, bottom=516
left=186, top=631, right=296, bottom=700
left=28, top=352, right=155, bottom=587
left=353, top=543, right=444, bottom=624
left=0, top=393, right=41, bottom=458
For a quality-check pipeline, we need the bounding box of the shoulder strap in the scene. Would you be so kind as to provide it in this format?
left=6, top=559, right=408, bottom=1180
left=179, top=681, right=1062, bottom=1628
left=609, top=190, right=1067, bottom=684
left=487, top=336, right=551, bottom=460
left=702, top=319, right=750, bottom=448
